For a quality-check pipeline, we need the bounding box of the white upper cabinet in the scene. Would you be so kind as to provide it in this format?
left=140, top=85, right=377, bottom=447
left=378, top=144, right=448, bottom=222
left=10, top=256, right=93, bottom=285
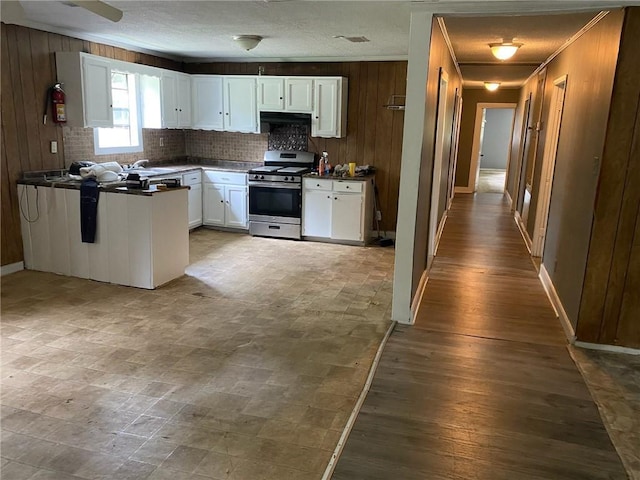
left=223, top=77, right=258, bottom=133
left=161, top=71, right=191, bottom=128
left=191, top=75, right=224, bottom=130
left=286, top=78, right=314, bottom=112
left=258, top=77, right=285, bottom=111
left=55, top=52, right=113, bottom=128
left=312, top=77, right=348, bottom=138
left=258, top=77, right=314, bottom=113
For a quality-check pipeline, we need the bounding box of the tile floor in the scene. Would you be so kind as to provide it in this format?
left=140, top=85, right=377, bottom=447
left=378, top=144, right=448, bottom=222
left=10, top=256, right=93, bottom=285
left=570, top=346, right=640, bottom=480
left=1, top=229, right=395, bottom=479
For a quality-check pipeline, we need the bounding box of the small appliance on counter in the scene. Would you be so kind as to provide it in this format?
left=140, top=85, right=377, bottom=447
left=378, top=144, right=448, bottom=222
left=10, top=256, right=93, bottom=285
left=125, top=173, right=149, bottom=189
left=247, top=150, right=314, bottom=240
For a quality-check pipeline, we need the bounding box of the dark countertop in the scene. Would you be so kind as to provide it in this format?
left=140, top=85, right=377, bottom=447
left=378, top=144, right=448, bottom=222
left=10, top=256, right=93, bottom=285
left=304, top=173, right=376, bottom=182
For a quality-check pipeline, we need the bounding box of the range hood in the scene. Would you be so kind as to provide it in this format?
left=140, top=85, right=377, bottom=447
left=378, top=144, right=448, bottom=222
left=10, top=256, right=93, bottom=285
left=259, top=112, right=312, bottom=133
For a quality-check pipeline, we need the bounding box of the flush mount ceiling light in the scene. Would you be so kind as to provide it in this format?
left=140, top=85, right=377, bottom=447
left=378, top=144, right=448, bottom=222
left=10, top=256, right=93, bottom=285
left=233, top=35, right=263, bottom=51
left=333, top=35, right=370, bottom=43
left=484, top=82, right=501, bottom=91
left=489, top=42, right=523, bottom=61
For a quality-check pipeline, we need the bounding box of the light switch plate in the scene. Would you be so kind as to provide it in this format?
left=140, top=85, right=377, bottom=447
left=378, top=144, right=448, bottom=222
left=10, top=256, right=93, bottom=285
left=50, top=141, right=57, bottom=154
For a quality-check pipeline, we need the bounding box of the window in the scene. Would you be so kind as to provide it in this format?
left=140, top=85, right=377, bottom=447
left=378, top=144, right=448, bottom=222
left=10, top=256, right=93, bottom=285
left=94, top=71, right=143, bottom=155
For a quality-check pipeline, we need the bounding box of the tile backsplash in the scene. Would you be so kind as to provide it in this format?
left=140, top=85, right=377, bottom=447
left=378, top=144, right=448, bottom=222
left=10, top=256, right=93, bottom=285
left=185, top=130, right=267, bottom=163
left=267, top=124, right=309, bottom=151
left=62, top=128, right=185, bottom=167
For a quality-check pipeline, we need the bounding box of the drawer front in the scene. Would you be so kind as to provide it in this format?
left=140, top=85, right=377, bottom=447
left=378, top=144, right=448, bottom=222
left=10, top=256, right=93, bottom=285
left=303, top=177, right=332, bottom=191
left=332, top=180, right=363, bottom=193
left=182, top=171, right=202, bottom=186
left=203, top=170, right=247, bottom=185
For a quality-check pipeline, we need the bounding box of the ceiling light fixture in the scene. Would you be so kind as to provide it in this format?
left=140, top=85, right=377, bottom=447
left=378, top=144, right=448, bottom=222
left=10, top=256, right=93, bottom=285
left=489, top=42, right=522, bottom=61
left=484, top=82, right=501, bottom=91
left=233, top=35, right=263, bottom=51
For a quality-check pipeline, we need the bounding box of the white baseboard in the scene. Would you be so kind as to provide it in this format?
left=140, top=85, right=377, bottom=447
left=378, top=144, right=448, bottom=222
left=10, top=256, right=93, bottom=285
left=433, top=212, right=447, bottom=257
left=505, top=190, right=513, bottom=208
left=573, top=341, right=640, bottom=355
left=539, top=264, right=577, bottom=343
left=410, top=268, right=430, bottom=323
left=514, top=211, right=533, bottom=254
left=1, top=262, right=24, bottom=276
left=454, top=186, right=474, bottom=194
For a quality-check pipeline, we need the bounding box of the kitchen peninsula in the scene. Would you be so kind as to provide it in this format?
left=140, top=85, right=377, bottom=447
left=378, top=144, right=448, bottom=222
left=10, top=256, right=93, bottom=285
left=17, top=178, right=189, bottom=290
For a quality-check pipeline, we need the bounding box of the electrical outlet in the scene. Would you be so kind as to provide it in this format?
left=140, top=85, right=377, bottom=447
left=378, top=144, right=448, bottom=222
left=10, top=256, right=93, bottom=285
left=376, top=211, right=382, bottom=221
left=50, top=141, right=57, bottom=154
left=159, top=137, right=164, bottom=147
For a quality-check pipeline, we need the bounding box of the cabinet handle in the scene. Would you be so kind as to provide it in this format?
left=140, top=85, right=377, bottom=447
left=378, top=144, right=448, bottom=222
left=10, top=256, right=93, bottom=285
left=346, top=186, right=350, bottom=189
left=327, top=195, right=330, bottom=199
left=315, top=116, right=319, bottom=119
left=220, top=200, right=224, bottom=203
left=279, top=97, right=283, bottom=100
left=316, top=184, right=320, bottom=187
left=226, top=113, right=229, bottom=115
left=334, top=197, right=338, bottom=200
left=175, top=108, right=178, bottom=111
left=219, top=112, right=222, bottom=114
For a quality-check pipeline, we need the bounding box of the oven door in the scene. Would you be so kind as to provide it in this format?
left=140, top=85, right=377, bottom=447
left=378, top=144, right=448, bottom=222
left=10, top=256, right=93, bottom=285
left=248, top=182, right=302, bottom=224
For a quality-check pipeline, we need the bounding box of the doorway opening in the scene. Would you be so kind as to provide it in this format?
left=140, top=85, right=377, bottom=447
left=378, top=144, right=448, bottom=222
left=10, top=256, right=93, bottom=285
left=468, top=103, right=517, bottom=194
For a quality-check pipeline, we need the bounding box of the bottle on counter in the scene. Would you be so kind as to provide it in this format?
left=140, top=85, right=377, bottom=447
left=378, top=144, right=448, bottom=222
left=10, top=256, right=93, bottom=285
left=322, top=151, right=330, bottom=176
left=318, top=155, right=325, bottom=176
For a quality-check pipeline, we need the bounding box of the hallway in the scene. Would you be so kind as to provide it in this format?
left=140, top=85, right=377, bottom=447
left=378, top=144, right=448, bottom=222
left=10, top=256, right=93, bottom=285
left=332, top=193, right=628, bottom=479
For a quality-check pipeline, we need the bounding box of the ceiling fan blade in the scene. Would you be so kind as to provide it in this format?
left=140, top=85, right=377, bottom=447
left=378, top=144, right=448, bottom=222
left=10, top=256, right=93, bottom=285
left=69, top=0, right=123, bottom=22
left=1, top=1, right=26, bottom=24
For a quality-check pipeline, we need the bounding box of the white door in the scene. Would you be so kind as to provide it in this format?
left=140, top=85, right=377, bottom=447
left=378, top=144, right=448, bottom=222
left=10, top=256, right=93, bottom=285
left=188, top=183, right=203, bottom=229
left=203, top=184, right=225, bottom=225
left=313, top=78, right=338, bottom=137
left=532, top=75, right=567, bottom=257
left=302, top=190, right=332, bottom=237
left=225, top=185, right=248, bottom=229
left=82, top=56, right=113, bottom=127
left=331, top=193, right=362, bottom=241
left=192, top=76, right=224, bottom=130
left=224, top=77, right=258, bottom=133
left=286, top=78, right=313, bottom=112
left=161, top=71, right=178, bottom=128
left=258, top=77, right=284, bottom=111
left=177, top=73, right=192, bottom=127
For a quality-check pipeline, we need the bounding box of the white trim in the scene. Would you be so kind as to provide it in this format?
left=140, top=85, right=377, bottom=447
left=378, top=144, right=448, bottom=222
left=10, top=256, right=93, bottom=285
left=531, top=75, right=567, bottom=257
left=524, top=11, right=609, bottom=85
left=321, top=320, right=397, bottom=479
left=467, top=103, right=517, bottom=192
left=455, top=186, right=474, bottom=193
left=409, top=267, right=431, bottom=324
left=539, top=264, right=576, bottom=343
left=573, top=341, right=640, bottom=355
left=436, top=17, right=463, bottom=81
left=505, top=189, right=513, bottom=207
left=1, top=262, right=24, bottom=276
left=433, top=211, right=448, bottom=257
left=514, top=210, right=533, bottom=253
left=392, top=11, right=434, bottom=324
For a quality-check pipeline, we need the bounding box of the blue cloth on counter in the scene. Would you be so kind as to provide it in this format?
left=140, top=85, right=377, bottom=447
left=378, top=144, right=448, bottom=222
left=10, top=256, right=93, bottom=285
left=80, top=178, right=99, bottom=243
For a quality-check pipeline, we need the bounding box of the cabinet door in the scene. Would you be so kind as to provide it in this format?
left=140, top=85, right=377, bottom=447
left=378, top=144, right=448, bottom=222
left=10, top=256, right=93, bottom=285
left=286, top=78, right=313, bottom=112
left=223, top=77, right=258, bottom=133
left=82, top=56, right=113, bottom=127
left=302, top=190, right=332, bottom=238
left=192, top=75, right=224, bottom=130
left=331, top=193, right=363, bottom=241
left=203, top=184, right=225, bottom=226
left=188, top=183, right=203, bottom=229
left=177, top=73, right=192, bottom=127
left=225, top=185, right=248, bottom=229
left=258, top=77, right=284, bottom=111
left=161, top=71, right=178, bottom=128
left=312, top=78, right=339, bottom=137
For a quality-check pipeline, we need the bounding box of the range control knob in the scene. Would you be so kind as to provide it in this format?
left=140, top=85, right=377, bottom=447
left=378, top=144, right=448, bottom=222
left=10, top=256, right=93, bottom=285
left=253, top=174, right=259, bottom=180
left=284, top=177, right=289, bottom=181
left=260, top=175, right=265, bottom=180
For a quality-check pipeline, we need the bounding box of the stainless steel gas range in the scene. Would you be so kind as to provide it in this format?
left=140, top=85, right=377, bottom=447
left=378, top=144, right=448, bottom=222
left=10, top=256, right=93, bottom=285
left=248, top=150, right=314, bottom=240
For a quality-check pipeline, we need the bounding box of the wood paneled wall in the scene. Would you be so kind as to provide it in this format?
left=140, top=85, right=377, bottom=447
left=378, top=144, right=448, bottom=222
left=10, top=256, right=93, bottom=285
left=578, top=7, right=640, bottom=348
left=1, top=22, right=179, bottom=266
left=185, top=61, right=408, bottom=234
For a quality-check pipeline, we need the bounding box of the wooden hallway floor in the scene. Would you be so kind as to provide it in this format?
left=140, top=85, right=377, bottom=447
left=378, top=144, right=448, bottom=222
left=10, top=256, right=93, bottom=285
left=332, top=193, right=628, bottom=480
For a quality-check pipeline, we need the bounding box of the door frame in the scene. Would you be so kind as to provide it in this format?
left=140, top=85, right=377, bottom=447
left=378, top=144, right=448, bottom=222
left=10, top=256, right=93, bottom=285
left=531, top=74, right=568, bottom=257
left=459, top=102, right=517, bottom=193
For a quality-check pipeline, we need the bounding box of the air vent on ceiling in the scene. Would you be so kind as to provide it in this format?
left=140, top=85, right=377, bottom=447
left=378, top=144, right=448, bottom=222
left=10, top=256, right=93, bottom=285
left=334, top=35, right=370, bottom=43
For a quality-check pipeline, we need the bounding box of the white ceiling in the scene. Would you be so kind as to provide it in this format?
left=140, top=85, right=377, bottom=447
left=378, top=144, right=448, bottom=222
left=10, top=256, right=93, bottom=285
left=1, top=1, right=631, bottom=86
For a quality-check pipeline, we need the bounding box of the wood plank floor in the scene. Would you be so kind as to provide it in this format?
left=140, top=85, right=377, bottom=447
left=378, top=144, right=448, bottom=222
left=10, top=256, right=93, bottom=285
left=332, top=193, right=628, bottom=480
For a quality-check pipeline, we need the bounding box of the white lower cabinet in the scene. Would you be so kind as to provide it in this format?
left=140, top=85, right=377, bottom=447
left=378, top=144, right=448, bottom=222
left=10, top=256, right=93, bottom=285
left=302, top=177, right=373, bottom=243
left=182, top=170, right=203, bottom=229
left=203, top=170, right=248, bottom=229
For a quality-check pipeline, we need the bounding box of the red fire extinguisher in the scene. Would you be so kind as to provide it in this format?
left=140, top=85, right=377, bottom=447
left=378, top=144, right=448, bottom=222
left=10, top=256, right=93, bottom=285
left=50, top=83, right=66, bottom=124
